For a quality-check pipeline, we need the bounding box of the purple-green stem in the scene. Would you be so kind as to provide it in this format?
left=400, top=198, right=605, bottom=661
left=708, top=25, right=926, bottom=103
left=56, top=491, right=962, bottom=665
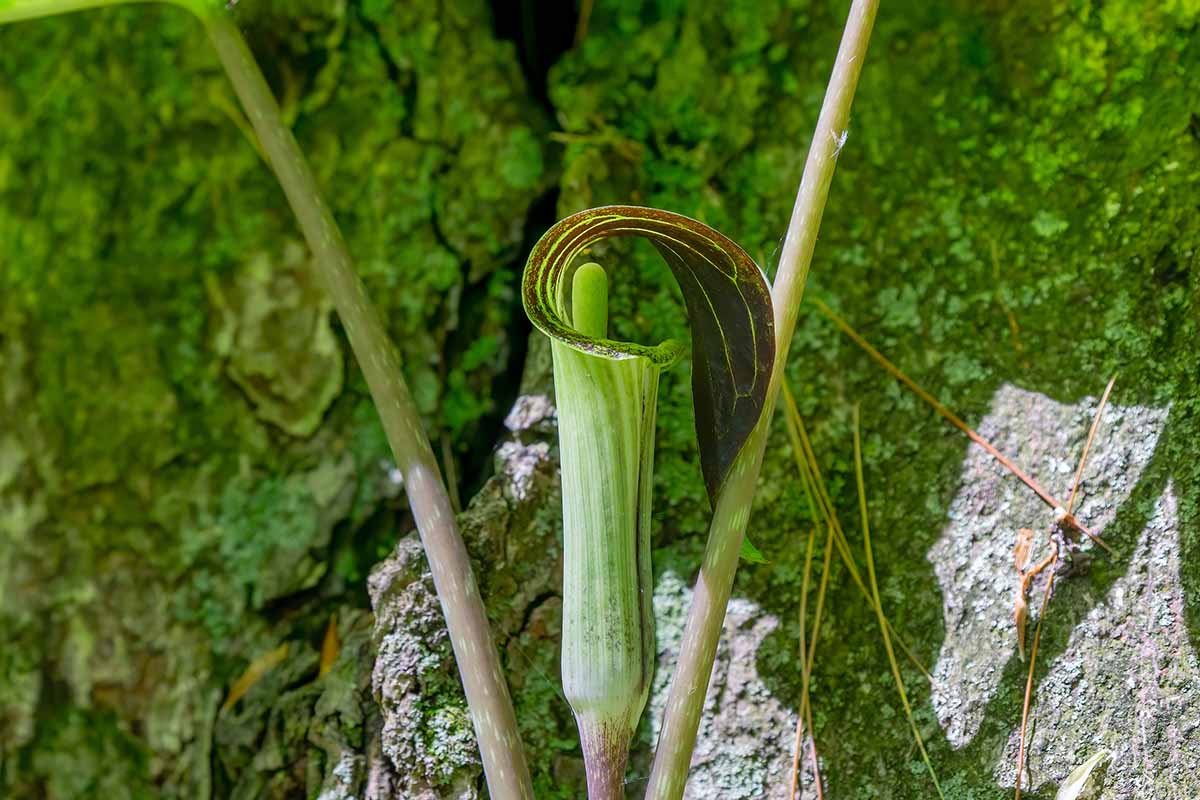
left=644, top=1, right=880, bottom=796
left=0, top=3, right=534, bottom=797
left=203, top=17, right=533, bottom=798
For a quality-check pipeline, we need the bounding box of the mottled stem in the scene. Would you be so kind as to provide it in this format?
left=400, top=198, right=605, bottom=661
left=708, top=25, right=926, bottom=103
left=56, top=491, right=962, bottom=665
left=204, top=15, right=533, bottom=799
left=0, top=3, right=534, bottom=798
left=644, top=1, right=880, bottom=797
left=578, top=717, right=629, bottom=800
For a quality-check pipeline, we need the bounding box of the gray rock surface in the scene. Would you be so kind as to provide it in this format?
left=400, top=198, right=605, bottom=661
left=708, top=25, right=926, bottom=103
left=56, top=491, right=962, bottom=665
left=369, top=537, right=483, bottom=800
left=368, top=386, right=567, bottom=798
left=648, top=571, right=803, bottom=800
left=926, top=384, right=1195, bottom=798
left=370, top=381, right=1196, bottom=799
left=996, top=481, right=1199, bottom=798
left=929, top=385, right=1169, bottom=745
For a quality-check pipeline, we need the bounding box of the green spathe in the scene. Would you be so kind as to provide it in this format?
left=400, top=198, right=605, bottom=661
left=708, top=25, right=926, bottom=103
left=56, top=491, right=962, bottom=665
left=523, top=206, right=775, bottom=797
left=554, top=264, right=657, bottom=796
left=523, top=205, right=776, bottom=504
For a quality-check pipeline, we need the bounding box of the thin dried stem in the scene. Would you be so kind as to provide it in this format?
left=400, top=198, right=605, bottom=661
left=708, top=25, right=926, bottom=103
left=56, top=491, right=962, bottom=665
left=853, top=405, right=944, bottom=800
left=786, top=391, right=930, bottom=680
left=795, top=513, right=835, bottom=800
left=1015, top=569, right=1057, bottom=800
left=802, top=526, right=834, bottom=798
left=805, top=526, right=836, bottom=683
left=1067, top=376, right=1117, bottom=515
left=785, top=405, right=833, bottom=800
left=789, top=523, right=818, bottom=800
left=1012, top=376, right=1114, bottom=795
left=813, top=297, right=1109, bottom=553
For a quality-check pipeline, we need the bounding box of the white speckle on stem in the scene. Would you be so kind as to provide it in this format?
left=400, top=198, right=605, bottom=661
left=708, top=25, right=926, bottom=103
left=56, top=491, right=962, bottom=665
left=384, top=464, right=404, bottom=487
left=832, top=128, right=849, bottom=156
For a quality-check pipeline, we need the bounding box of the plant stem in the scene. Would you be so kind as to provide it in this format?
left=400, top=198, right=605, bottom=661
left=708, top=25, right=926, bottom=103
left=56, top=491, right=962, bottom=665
left=1, top=3, right=534, bottom=797
left=203, top=15, right=532, bottom=799
left=644, top=1, right=879, bottom=796
left=1015, top=570, right=1055, bottom=800
left=0, top=0, right=220, bottom=23
left=0, top=0, right=142, bottom=23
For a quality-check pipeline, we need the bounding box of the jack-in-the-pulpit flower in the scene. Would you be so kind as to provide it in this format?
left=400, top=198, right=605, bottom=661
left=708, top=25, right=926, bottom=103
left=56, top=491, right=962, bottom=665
left=522, top=206, right=775, bottom=798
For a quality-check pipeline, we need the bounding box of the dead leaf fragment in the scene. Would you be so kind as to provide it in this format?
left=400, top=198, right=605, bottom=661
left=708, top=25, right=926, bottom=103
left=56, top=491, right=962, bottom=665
left=222, top=642, right=290, bottom=711
left=1056, top=750, right=1110, bottom=800
left=319, top=613, right=340, bottom=678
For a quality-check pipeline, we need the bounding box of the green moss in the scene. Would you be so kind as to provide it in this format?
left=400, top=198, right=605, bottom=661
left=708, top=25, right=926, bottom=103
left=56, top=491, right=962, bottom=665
left=0, top=1, right=551, bottom=795
left=1031, top=209, right=1069, bottom=239
left=208, top=242, right=344, bottom=437
left=23, top=707, right=156, bottom=800
left=551, top=0, right=1200, bottom=795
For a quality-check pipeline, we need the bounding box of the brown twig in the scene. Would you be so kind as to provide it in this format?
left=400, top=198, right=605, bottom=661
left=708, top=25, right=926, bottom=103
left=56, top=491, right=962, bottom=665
left=1015, top=569, right=1055, bottom=800
left=1014, top=374, right=1117, bottom=658
left=1013, top=374, right=1116, bottom=795
left=813, top=297, right=1110, bottom=553
left=1067, top=376, right=1117, bottom=516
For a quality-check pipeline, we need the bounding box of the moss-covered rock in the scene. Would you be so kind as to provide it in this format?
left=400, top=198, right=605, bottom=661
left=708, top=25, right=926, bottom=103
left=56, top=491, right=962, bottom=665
left=4, top=0, right=1200, bottom=798
left=0, top=1, right=550, bottom=795
left=368, top=346, right=580, bottom=799
left=545, top=0, right=1200, bottom=797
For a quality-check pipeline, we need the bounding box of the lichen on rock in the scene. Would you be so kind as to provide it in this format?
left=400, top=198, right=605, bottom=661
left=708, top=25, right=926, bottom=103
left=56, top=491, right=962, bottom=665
left=368, top=374, right=575, bottom=798
left=208, top=241, right=344, bottom=438
left=928, top=386, right=1171, bottom=747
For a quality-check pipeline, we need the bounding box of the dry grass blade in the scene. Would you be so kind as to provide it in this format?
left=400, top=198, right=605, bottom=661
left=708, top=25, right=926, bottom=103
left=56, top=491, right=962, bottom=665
left=788, top=523, right=818, bottom=800
left=318, top=613, right=340, bottom=678
left=782, top=385, right=931, bottom=680
left=1066, top=376, right=1117, bottom=516
left=812, top=298, right=1105, bottom=548
left=785, top=397, right=835, bottom=800
left=222, top=643, right=290, bottom=711
left=1015, top=570, right=1056, bottom=800
left=800, top=524, right=835, bottom=798
left=852, top=404, right=945, bottom=799
left=789, top=525, right=820, bottom=799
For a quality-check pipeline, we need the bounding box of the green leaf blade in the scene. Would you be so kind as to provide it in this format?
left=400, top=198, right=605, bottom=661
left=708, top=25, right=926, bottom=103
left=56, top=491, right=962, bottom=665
left=739, top=537, right=768, bottom=564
